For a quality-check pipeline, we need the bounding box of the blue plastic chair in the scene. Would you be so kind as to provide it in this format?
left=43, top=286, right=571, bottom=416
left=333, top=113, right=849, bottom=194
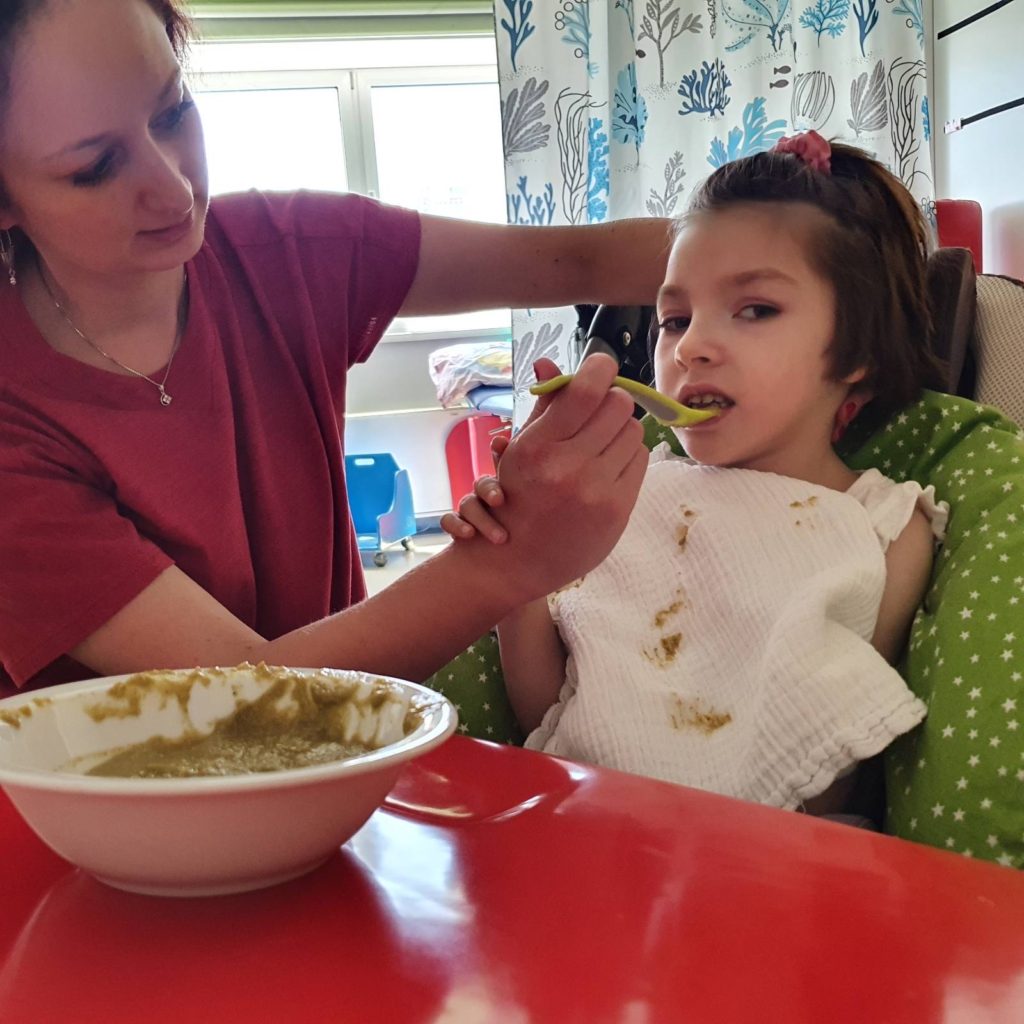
left=345, top=453, right=417, bottom=567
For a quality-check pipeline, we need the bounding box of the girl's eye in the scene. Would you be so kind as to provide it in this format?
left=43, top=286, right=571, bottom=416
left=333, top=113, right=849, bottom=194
left=656, top=315, right=691, bottom=334
left=737, top=304, right=778, bottom=321
left=71, top=151, right=118, bottom=187
left=154, top=98, right=196, bottom=134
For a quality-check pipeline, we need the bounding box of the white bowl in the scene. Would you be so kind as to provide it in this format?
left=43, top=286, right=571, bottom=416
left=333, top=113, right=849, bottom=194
left=0, top=665, right=456, bottom=897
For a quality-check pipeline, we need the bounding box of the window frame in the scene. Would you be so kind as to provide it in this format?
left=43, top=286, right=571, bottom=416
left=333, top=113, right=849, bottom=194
left=189, top=38, right=510, bottom=344
left=353, top=64, right=504, bottom=203
left=193, top=68, right=358, bottom=192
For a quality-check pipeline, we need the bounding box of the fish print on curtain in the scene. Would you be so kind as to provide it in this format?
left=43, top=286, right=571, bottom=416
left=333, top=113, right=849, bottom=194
left=495, top=0, right=932, bottom=420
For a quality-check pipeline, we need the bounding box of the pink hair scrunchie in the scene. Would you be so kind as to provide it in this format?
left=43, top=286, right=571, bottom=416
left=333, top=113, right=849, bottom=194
left=771, top=130, right=831, bottom=174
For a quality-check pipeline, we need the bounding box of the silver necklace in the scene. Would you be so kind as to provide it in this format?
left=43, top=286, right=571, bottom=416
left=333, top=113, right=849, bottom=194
left=38, top=267, right=186, bottom=407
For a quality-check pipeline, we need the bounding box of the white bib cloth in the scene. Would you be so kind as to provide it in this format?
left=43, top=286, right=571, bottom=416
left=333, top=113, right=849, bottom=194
left=527, top=447, right=948, bottom=810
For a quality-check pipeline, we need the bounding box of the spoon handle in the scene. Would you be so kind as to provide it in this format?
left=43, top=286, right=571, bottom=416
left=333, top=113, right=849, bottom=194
left=529, top=374, right=717, bottom=427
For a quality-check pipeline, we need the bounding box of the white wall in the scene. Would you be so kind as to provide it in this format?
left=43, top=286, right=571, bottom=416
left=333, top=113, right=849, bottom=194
left=932, top=0, right=1024, bottom=277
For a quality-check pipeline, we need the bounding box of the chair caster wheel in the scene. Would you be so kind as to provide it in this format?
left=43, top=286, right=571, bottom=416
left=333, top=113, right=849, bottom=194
left=401, top=538, right=415, bottom=551
left=373, top=552, right=388, bottom=567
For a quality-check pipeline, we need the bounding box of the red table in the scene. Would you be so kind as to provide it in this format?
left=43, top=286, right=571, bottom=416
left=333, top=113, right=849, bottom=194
left=2, top=735, right=1023, bottom=1023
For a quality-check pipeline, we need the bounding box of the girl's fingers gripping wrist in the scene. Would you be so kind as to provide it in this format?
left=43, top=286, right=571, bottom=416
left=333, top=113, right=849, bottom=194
left=439, top=511, right=477, bottom=540
left=490, top=433, right=510, bottom=466
left=458, top=493, right=508, bottom=544
left=474, top=474, right=505, bottom=508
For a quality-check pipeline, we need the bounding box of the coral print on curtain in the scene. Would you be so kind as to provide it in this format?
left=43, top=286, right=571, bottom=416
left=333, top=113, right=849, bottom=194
left=495, top=0, right=933, bottom=418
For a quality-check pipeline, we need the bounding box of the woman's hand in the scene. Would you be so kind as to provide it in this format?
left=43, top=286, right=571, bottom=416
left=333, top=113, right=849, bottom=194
left=469, top=353, right=647, bottom=604
left=440, top=354, right=633, bottom=548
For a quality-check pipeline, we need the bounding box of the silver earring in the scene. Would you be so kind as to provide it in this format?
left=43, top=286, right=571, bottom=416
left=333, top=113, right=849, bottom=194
left=0, top=230, right=15, bottom=286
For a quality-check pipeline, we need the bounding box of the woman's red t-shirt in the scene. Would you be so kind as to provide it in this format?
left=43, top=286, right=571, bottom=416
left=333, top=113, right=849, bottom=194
left=0, top=190, right=420, bottom=694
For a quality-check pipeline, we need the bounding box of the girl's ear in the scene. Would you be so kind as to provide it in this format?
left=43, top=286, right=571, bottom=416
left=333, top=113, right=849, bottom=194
left=831, top=384, right=872, bottom=445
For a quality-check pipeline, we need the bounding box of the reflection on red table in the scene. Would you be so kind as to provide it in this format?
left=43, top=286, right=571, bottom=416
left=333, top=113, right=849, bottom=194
left=2, top=735, right=1023, bottom=1023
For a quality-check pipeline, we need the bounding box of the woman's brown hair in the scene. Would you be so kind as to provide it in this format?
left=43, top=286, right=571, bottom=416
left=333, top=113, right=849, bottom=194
left=679, top=142, right=946, bottom=418
left=0, top=0, right=194, bottom=202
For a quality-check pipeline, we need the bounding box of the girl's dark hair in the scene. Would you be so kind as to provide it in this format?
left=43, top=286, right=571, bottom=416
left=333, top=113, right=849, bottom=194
left=0, top=0, right=194, bottom=200
left=679, top=142, right=946, bottom=418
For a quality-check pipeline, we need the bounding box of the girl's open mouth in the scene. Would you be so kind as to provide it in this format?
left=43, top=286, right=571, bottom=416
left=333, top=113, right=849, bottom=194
left=682, top=400, right=733, bottom=428
left=680, top=389, right=734, bottom=426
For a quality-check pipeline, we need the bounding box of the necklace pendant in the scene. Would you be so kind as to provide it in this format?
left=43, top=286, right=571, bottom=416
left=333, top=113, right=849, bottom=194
left=160, top=391, right=173, bottom=407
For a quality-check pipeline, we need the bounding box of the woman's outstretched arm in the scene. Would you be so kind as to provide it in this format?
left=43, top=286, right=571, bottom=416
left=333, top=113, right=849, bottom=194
left=401, top=214, right=673, bottom=315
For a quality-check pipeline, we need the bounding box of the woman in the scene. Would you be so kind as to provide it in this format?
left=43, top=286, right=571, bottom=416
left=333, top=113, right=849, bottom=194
left=0, top=0, right=666, bottom=695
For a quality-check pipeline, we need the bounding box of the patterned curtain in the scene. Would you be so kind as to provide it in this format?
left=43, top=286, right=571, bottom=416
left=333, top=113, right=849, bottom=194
left=495, top=0, right=933, bottom=419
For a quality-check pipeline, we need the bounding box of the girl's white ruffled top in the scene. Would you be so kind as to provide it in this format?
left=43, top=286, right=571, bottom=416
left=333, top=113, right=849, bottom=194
left=528, top=445, right=948, bottom=810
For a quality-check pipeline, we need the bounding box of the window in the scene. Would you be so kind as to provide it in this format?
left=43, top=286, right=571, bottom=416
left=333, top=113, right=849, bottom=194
left=196, top=84, right=348, bottom=195
left=366, top=76, right=504, bottom=223
left=191, top=36, right=511, bottom=340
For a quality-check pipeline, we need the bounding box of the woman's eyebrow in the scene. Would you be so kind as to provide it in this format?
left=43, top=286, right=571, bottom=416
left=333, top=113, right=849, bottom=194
left=44, top=69, right=183, bottom=161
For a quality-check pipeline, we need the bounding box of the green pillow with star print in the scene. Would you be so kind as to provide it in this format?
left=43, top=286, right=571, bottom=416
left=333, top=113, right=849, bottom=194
left=424, top=632, right=523, bottom=745
left=847, top=393, right=1022, bottom=868
left=646, top=389, right=1024, bottom=867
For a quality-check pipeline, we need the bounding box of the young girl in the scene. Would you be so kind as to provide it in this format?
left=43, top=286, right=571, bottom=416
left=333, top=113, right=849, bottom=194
left=446, top=133, right=949, bottom=816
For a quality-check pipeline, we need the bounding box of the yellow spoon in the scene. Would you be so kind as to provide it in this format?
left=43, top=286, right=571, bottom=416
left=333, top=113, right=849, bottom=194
left=529, top=374, right=719, bottom=427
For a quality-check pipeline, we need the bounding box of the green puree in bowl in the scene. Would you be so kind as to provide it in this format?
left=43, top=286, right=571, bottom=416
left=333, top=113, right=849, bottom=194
left=84, top=668, right=420, bottom=779
left=87, top=720, right=371, bottom=778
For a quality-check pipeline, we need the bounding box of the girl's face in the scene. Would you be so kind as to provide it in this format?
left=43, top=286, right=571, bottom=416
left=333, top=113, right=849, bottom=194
left=0, top=0, right=208, bottom=281
left=654, top=203, right=863, bottom=481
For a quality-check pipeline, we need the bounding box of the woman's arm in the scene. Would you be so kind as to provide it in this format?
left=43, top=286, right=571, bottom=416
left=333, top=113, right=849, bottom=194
left=71, top=355, right=646, bottom=683
left=496, top=600, right=567, bottom=735
left=71, top=543, right=544, bottom=684
left=401, top=215, right=673, bottom=315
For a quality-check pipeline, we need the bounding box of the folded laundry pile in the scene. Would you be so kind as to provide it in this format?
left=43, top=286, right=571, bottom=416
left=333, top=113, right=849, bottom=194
left=429, top=339, right=512, bottom=408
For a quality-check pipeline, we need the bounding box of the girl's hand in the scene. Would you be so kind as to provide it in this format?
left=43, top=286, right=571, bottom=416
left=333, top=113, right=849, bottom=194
left=440, top=474, right=507, bottom=544
left=438, top=400, right=515, bottom=543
